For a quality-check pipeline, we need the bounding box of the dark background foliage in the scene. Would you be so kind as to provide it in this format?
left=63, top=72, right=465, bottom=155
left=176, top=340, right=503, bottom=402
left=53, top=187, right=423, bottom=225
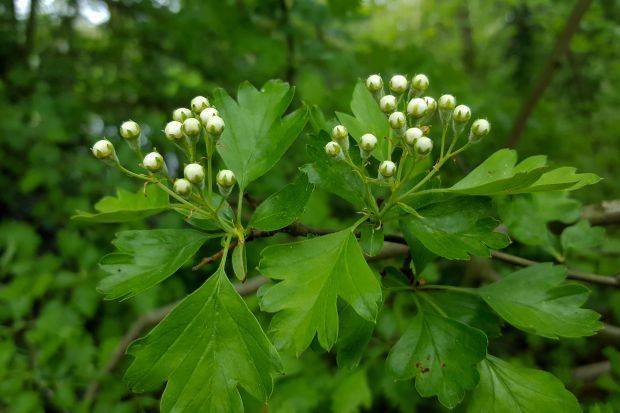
left=1, top=0, right=619, bottom=412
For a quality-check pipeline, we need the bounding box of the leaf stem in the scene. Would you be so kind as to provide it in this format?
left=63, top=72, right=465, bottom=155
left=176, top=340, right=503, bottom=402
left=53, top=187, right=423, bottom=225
left=419, top=284, right=479, bottom=295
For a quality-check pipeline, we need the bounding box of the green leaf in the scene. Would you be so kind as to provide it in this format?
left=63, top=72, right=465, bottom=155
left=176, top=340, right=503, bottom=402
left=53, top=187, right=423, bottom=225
left=444, top=149, right=599, bottom=196
left=98, top=229, right=216, bottom=300
left=72, top=185, right=169, bottom=223
left=480, top=263, right=602, bottom=338
left=399, top=197, right=510, bottom=260
left=387, top=305, right=487, bottom=408
left=300, top=131, right=366, bottom=208
left=258, top=228, right=382, bottom=355
left=331, top=368, right=372, bottom=413
left=468, top=355, right=581, bottom=413
left=359, top=223, right=384, bottom=257
left=336, top=304, right=375, bottom=369
left=249, top=173, right=314, bottom=231
left=125, top=269, right=282, bottom=413
left=429, top=291, right=502, bottom=338
left=336, top=81, right=390, bottom=160
left=232, top=243, right=247, bottom=282
left=561, top=220, right=605, bottom=253
left=214, top=80, right=308, bottom=188
left=497, top=192, right=581, bottom=249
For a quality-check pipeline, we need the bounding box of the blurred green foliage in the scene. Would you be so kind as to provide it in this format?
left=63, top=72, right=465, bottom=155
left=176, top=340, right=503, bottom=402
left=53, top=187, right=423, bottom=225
left=1, top=0, right=619, bottom=411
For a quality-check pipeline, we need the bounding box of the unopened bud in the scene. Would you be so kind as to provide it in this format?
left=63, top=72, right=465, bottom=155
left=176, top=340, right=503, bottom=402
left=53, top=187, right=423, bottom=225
left=190, top=96, right=210, bottom=114
left=424, top=96, right=437, bottom=114
left=182, top=117, right=201, bottom=137
left=173, top=178, right=192, bottom=197
left=414, top=136, right=433, bottom=157
left=407, top=98, right=428, bottom=119
left=216, top=169, right=236, bottom=188
left=453, top=105, right=471, bottom=124
left=199, top=107, right=220, bottom=125
left=379, top=95, right=397, bottom=113
left=184, top=163, right=205, bottom=184
left=470, top=119, right=491, bottom=143
left=366, top=74, right=383, bottom=92
left=404, top=127, right=424, bottom=146
left=92, top=139, right=115, bottom=159
left=172, top=108, right=192, bottom=122
left=389, top=111, right=406, bottom=130
left=164, top=121, right=184, bottom=140
left=360, top=133, right=378, bottom=152
left=389, top=75, right=408, bottom=94
left=411, top=74, right=429, bottom=94
left=438, top=94, right=456, bottom=110
left=379, top=160, right=396, bottom=178
left=331, top=125, right=348, bottom=140
left=325, top=141, right=342, bottom=159
left=143, top=151, right=165, bottom=172
left=206, top=116, right=225, bottom=136
left=119, top=121, right=140, bottom=140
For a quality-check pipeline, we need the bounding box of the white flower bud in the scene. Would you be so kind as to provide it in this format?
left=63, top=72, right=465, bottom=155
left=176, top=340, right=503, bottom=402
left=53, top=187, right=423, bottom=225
left=388, top=75, right=408, bottom=94
left=184, top=163, right=205, bottom=184
left=366, top=74, right=383, bottom=92
left=325, top=141, right=342, bottom=158
left=182, top=117, right=201, bottom=137
left=143, top=151, right=164, bottom=172
left=173, top=178, right=192, bottom=197
left=470, top=119, right=491, bottom=143
left=412, top=74, right=429, bottom=93
left=388, top=111, right=406, bottom=130
left=407, top=98, right=428, bottom=118
left=424, top=96, right=437, bottom=114
left=471, top=119, right=491, bottom=137
left=379, top=160, right=397, bottom=178
left=414, top=136, right=433, bottom=157
left=172, top=108, right=192, bottom=122
left=404, top=127, right=424, bottom=146
left=216, top=169, right=236, bottom=188
left=199, top=107, right=219, bottom=125
left=164, top=120, right=184, bottom=140
left=438, top=94, right=456, bottom=110
left=206, top=115, right=225, bottom=136
left=331, top=125, right=348, bottom=141
left=92, top=139, right=115, bottom=159
left=190, top=96, right=210, bottom=113
left=453, top=105, right=471, bottom=123
left=359, top=133, right=378, bottom=152
left=119, top=120, right=140, bottom=140
left=379, top=95, right=397, bottom=113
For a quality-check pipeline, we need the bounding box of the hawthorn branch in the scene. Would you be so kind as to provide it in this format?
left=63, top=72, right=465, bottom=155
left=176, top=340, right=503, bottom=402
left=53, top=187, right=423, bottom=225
left=505, top=0, right=594, bottom=147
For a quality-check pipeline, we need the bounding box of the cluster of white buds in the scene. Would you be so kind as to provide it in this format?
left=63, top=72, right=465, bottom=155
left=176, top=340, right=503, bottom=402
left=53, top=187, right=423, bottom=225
left=216, top=169, right=236, bottom=197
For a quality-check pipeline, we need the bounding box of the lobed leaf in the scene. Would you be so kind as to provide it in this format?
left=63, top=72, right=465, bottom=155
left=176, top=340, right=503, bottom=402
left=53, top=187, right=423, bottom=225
left=249, top=173, right=314, bottom=231
left=479, top=263, right=602, bottom=338
left=98, top=229, right=217, bottom=300
left=214, top=80, right=308, bottom=189
left=125, top=269, right=282, bottom=413
left=468, top=355, right=581, bottom=413
left=72, top=185, right=169, bottom=223
left=258, top=228, right=382, bottom=355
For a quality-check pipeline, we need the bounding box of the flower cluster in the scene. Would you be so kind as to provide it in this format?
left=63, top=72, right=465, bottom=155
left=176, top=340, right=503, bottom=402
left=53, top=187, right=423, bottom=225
left=91, top=96, right=237, bottom=201
left=325, top=73, right=490, bottom=182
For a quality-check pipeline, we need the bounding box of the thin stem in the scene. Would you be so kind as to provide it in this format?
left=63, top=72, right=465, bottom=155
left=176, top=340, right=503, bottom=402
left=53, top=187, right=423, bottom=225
left=440, top=122, right=449, bottom=158
left=419, top=284, right=479, bottom=295
left=236, top=189, right=244, bottom=224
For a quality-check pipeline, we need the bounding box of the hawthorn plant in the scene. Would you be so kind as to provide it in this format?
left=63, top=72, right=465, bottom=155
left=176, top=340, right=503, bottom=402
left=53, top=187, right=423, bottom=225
left=78, top=74, right=603, bottom=412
